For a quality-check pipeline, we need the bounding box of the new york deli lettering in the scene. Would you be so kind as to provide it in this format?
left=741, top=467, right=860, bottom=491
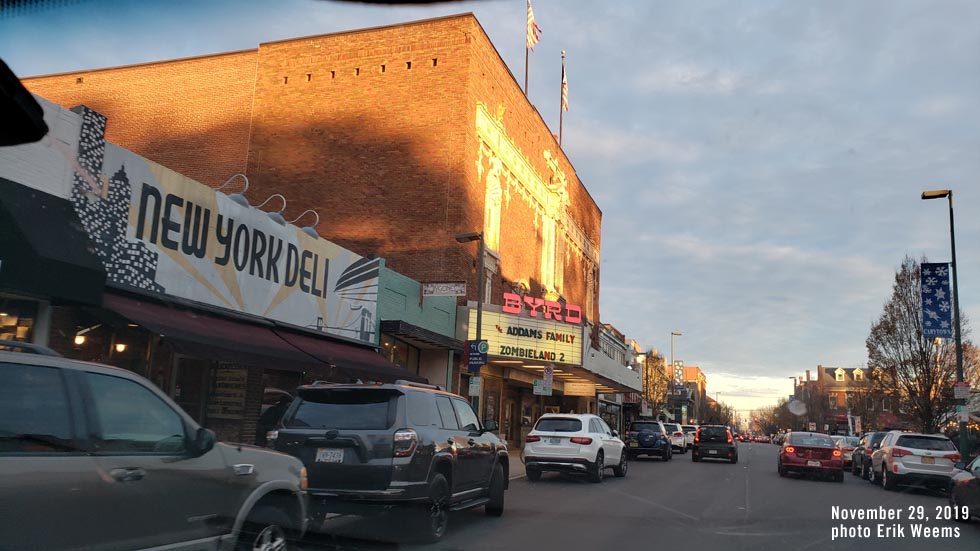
left=501, top=292, right=582, bottom=324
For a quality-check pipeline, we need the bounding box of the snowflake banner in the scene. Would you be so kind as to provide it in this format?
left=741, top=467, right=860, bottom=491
left=921, top=262, right=952, bottom=338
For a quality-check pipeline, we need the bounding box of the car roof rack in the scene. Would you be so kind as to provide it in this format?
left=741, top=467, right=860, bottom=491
left=0, top=340, right=62, bottom=356
left=394, top=379, right=444, bottom=391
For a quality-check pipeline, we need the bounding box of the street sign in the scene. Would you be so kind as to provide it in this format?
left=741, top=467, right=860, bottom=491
left=954, top=382, right=971, bottom=400
left=421, top=282, right=466, bottom=297
left=823, top=424, right=829, bottom=431
left=467, top=340, right=488, bottom=373
left=957, top=405, right=970, bottom=422
left=854, top=416, right=862, bottom=434
left=543, top=366, right=554, bottom=386
left=808, top=422, right=817, bottom=431
left=468, top=375, right=481, bottom=397
left=533, top=379, right=552, bottom=396
left=920, top=263, right=953, bottom=339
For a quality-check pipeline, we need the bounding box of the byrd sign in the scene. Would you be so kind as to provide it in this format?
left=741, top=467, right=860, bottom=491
left=468, top=309, right=582, bottom=365
left=502, top=292, right=582, bottom=324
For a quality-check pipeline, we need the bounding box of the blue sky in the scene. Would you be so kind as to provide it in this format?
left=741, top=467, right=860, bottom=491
left=2, top=0, right=978, bottom=413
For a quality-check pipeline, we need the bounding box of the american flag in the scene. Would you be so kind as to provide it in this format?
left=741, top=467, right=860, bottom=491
left=527, top=0, right=542, bottom=50
left=561, top=64, right=569, bottom=111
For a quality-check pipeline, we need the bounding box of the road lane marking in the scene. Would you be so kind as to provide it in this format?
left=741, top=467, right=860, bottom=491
left=608, top=488, right=700, bottom=522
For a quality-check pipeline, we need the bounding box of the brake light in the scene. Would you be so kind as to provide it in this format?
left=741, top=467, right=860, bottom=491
left=727, top=431, right=733, bottom=444
left=832, top=450, right=842, bottom=457
left=525, top=435, right=541, bottom=443
left=393, top=429, right=418, bottom=457
left=570, top=437, right=593, bottom=445
left=785, top=446, right=795, bottom=454
left=891, top=448, right=911, bottom=457
left=946, top=453, right=961, bottom=462
left=674, top=432, right=684, bottom=437
left=300, top=467, right=308, bottom=491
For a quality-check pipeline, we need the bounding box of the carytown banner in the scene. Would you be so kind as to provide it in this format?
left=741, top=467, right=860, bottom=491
left=68, top=107, right=379, bottom=345
left=920, top=262, right=952, bottom=339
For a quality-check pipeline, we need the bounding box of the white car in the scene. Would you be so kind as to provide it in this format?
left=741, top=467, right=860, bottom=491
left=682, top=424, right=698, bottom=449
left=662, top=422, right=687, bottom=453
left=869, top=431, right=961, bottom=492
left=524, top=413, right=628, bottom=483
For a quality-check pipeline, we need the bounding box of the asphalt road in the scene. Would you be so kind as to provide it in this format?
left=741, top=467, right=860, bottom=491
left=301, top=442, right=980, bottom=550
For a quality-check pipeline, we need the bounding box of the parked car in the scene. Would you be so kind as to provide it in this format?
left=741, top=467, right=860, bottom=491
left=869, top=431, right=961, bottom=492
left=524, top=413, right=627, bottom=483
left=662, top=422, right=687, bottom=453
left=691, top=425, right=738, bottom=463
left=832, top=435, right=860, bottom=470
left=852, top=431, right=889, bottom=479
left=773, top=433, right=787, bottom=445
left=778, top=432, right=844, bottom=482
left=681, top=424, right=698, bottom=449
left=0, top=348, right=308, bottom=551
left=269, top=380, right=508, bottom=542
left=949, top=456, right=980, bottom=520
left=624, top=419, right=672, bottom=461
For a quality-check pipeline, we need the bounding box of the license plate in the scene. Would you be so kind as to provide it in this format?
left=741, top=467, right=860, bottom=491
left=922, top=456, right=935, bottom=464
left=708, top=449, right=718, bottom=454
left=629, top=442, right=638, bottom=447
left=807, top=460, right=821, bottom=467
left=548, top=437, right=562, bottom=445
left=316, top=448, right=344, bottom=463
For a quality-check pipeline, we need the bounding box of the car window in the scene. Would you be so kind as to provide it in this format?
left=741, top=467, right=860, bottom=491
left=662, top=423, right=679, bottom=433
left=451, top=399, right=480, bottom=432
left=871, top=433, right=887, bottom=447
left=599, top=419, right=612, bottom=435
left=0, top=363, right=76, bottom=453
left=85, top=372, right=187, bottom=454
left=286, top=388, right=396, bottom=430
left=789, top=434, right=834, bottom=447
left=434, top=395, right=459, bottom=430
left=536, top=417, right=583, bottom=432
left=407, top=391, right=438, bottom=427
left=895, top=435, right=956, bottom=451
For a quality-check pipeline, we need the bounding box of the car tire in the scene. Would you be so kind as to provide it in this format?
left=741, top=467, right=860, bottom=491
left=851, top=460, right=860, bottom=476
left=415, top=473, right=450, bottom=543
left=485, top=464, right=505, bottom=517
left=692, top=453, right=700, bottom=462
left=662, top=447, right=669, bottom=461
left=613, top=450, right=628, bottom=477
left=778, top=460, right=787, bottom=477
left=679, top=444, right=687, bottom=455
left=731, top=455, right=738, bottom=464
left=949, top=486, right=973, bottom=523
left=526, top=468, right=542, bottom=482
left=882, top=467, right=897, bottom=491
left=589, top=451, right=605, bottom=483
left=234, top=506, right=296, bottom=551
left=835, top=471, right=844, bottom=483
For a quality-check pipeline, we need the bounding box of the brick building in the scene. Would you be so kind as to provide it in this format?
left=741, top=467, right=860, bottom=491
left=24, top=14, right=641, bottom=446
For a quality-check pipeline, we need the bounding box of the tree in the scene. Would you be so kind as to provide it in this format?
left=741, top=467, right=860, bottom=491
left=866, top=256, right=972, bottom=433
left=642, top=350, right=671, bottom=413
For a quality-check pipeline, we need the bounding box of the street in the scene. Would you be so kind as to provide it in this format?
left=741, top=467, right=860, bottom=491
left=303, top=442, right=979, bottom=550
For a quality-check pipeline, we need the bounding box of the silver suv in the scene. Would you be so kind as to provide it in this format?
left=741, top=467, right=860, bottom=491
left=0, top=349, right=308, bottom=551
left=869, top=430, right=961, bottom=491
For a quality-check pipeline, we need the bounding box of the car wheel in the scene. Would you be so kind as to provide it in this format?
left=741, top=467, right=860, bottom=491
left=949, top=486, right=973, bottom=523
left=680, top=444, right=687, bottom=454
left=731, top=455, right=738, bottom=465
left=778, top=460, right=786, bottom=477
left=836, top=471, right=844, bottom=483
left=613, top=449, right=628, bottom=477
left=589, top=451, right=605, bottom=483
left=235, top=506, right=295, bottom=551
left=415, top=473, right=450, bottom=543
left=692, top=453, right=700, bottom=462
left=882, top=467, right=897, bottom=491
left=851, top=460, right=859, bottom=476
left=526, top=469, right=542, bottom=482
left=485, top=464, right=505, bottom=517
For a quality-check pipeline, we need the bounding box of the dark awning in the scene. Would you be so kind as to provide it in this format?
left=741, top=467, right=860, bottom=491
left=380, top=319, right=463, bottom=351
left=275, top=329, right=426, bottom=383
left=103, top=293, right=321, bottom=373
left=0, top=178, right=105, bottom=305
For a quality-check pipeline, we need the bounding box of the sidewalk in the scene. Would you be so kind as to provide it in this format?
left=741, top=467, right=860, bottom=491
left=509, top=446, right=526, bottom=480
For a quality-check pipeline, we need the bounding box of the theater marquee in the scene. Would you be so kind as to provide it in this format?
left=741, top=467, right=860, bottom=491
left=467, top=309, right=583, bottom=366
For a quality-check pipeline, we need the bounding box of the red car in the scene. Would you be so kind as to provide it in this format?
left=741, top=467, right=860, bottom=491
left=778, top=432, right=844, bottom=482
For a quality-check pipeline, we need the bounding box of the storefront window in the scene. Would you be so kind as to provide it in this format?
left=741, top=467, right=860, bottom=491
left=0, top=297, right=38, bottom=343
left=380, top=334, right=420, bottom=373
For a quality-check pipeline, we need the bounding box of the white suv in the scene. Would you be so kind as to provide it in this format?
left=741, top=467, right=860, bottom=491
left=681, top=425, right=698, bottom=449
left=524, top=414, right=628, bottom=483
left=869, top=431, right=962, bottom=491
left=662, top=422, right=688, bottom=453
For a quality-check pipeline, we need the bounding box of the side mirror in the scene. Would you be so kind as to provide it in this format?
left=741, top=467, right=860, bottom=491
left=191, top=428, right=217, bottom=457
left=612, top=429, right=620, bottom=437
left=482, top=420, right=499, bottom=433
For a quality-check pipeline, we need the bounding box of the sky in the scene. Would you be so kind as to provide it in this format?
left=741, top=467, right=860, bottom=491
left=2, top=0, right=978, bottom=413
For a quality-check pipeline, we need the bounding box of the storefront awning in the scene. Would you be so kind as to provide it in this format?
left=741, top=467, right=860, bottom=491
left=0, top=178, right=105, bottom=305
left=380, top=319, right=463, bottom=351
left=103, top=293, right=320, bottom=372
left=275, top=329, right=426, bottom=384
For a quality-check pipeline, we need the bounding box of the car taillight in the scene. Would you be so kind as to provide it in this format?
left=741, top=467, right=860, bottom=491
left=300, top=467, right=308, bottom=491
left=525, top=435, right=541, bottom=443
left=891, top=448, right=911, bottom=457
left=570, top=437, right=593, bottom=445
left=265, top=430, right=279, bottom=448
left=832, top=450, right=842, bottom=457
left=727, top=434, right=733, bottom=444
left=674, top=432, right=683, bottom=437
left=784, top=446, right=795, bottom=454
left=393, top=429, right=418, bottom=457
left=946, top=453, right=961, bottom=462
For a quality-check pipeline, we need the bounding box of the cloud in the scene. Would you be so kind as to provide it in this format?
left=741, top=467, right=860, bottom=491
left=566, top=120, right=703, bottom=164
left=911, top=95, right=965, bottom=118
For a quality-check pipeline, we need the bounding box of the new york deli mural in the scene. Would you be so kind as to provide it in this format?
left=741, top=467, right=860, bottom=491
left=69, top=107, right=380, bottom=344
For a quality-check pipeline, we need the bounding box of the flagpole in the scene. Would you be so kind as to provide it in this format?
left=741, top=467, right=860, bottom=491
left=559, top=50, right=565, bottom=145
left=525, top=46, right=529, bottom=96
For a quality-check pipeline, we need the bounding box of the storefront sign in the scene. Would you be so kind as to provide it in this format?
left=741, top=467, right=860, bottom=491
left=70, top=136, right=379, bottom=345
left=206, top=367, right=247, bottom=419
left=501, top=292, right=582, bottom=324
left=467, top=309, right=582, bottom=365
left=422, top=282, right=466, bottom=297
left=564, top=381, right=596, bottom=396
left=533, top=379, right=552, bottom=396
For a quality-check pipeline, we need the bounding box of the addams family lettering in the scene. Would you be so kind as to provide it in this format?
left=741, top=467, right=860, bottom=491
left=501, top=292, right=582, bottom=324
left=505, top=326, right=576, bottom=343
left=135, top=183, right=329, bottom=298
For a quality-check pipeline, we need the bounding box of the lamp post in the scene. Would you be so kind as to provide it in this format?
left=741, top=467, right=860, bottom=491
left=456, top=232, right=485, bottom=413
left=921, top=189, right=967, bottom=457
left=670, top=331, right=682, bottom=422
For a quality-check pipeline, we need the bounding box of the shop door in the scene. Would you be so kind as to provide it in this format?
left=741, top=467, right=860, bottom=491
left=173, top=357, right=209, bottom=422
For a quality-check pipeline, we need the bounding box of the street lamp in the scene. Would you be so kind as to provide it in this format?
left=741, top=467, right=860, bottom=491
left=670, top=331, right=682, bottom=421
left=456, top=231, right=485, bottom=412
left=921, top=189, right=967, bottom=457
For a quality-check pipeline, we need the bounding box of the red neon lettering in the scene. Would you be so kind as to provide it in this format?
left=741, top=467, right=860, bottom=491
left=523, top=296, right=544, bottom=317
left=564, top=304, right=582, bottom=324
left=502, top=292, right=523, bottom=314
left=543, top=301, right=563, bottom=321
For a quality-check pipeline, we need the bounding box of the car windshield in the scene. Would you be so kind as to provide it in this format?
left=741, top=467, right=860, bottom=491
left=535, top=418, right=583, bottom=433
left=895, top=436, right=957, bottom=451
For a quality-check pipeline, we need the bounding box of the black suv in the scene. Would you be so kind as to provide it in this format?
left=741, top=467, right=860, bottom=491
left=692, top=425, right=738, bottom=463
left=268, top=380, right=508, bottom=542
left=623, top=419, right=672, bottom=461
left=852, top=431, right=889, bottom=479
